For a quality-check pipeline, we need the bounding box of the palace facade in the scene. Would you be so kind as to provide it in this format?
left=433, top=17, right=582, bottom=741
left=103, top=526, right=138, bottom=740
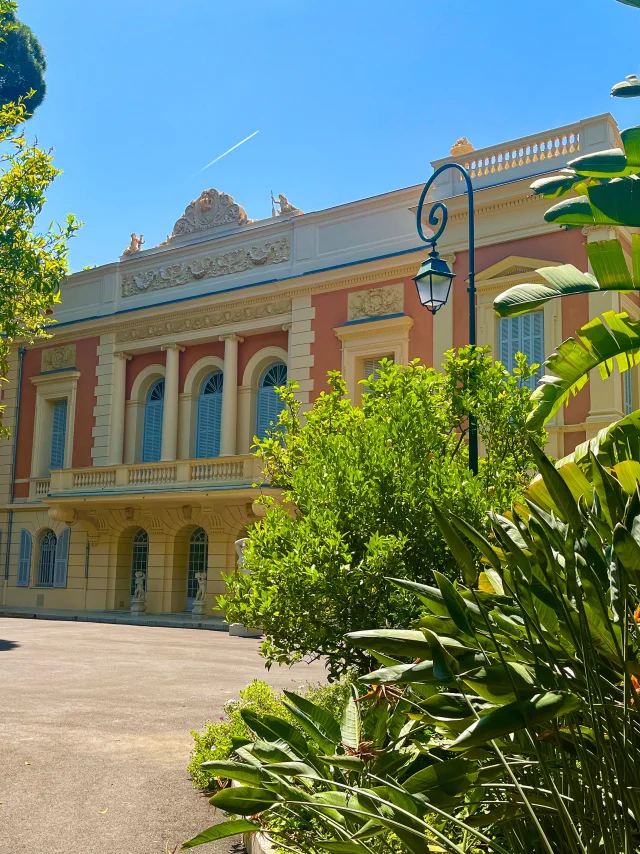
left=0, top=112, right=635, bottom=618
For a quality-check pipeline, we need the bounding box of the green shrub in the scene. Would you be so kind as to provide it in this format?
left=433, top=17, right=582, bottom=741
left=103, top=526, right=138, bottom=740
left=188, top=677, right=352, bottom=790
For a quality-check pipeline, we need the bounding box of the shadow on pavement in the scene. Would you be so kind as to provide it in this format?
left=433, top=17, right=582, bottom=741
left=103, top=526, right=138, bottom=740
left=0, top=638, right=19, bottom=651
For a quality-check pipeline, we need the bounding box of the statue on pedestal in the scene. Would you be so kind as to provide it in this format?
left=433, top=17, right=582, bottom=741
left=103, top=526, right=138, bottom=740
left=122, top=233, right=145, bottom=258
left=271, top=192, right=303, bottom=217
left=191, top=571, right=208, bottom=618
left=130, top=570, right=146, bottom=614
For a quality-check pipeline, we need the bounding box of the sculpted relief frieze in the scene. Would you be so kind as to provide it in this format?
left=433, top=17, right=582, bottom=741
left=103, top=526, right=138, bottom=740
left=347, top=283, right=404, bottom=322
left=41, top=345, right=76, bottom=372
left=115, top=298, right=292, bottom=344
left=121, top=236, right=291, bottom=298
left=172, top=189, right=248, bottom=237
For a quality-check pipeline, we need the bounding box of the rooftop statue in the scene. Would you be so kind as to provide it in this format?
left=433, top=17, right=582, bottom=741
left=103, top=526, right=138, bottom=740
left=450, top=137, right=475, bottom=156
left=271, top=192, right=303, bottom=217
left=121, top=232, right=144, bottom=257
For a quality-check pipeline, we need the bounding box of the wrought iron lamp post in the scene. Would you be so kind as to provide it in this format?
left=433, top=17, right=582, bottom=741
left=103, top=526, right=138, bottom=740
left=412, top=163, right=478, bottom=475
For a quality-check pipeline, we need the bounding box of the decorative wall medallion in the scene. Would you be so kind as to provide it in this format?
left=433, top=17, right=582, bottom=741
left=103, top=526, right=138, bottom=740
left=41, top=344, right=76, bottom=373
left=172, top=189, right=248, bottom=238
left=121, top=236, right=291, bottom=298
left=116, top=298, right=292, bottom=344
left=347, top=283, right=404, bottom=322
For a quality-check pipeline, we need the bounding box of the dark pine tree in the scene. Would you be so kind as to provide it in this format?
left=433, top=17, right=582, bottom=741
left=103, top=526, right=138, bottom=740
left=0, top=10, right=46, bottom=115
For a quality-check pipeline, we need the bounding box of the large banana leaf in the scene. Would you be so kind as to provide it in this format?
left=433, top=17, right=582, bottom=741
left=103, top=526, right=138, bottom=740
left=525, top=309, right=640, bottom=429
left=493, top=237, right=640, bottom=318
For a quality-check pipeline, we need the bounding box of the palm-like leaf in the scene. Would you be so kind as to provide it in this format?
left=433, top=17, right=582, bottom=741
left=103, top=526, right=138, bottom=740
left=524, top=309, right=640, bottom=429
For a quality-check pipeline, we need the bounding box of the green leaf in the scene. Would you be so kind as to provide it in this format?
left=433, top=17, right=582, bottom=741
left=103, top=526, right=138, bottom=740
left=449, top=692, right=581, bottom=751
left=461, top=662, right=538, bottom=705
left=181, top=820, right=261, bottom=850
left=586, top=239, right=634, bottom=290
left=261, top=761, right=321, bottom=778
left=199, top=760, right=264, bottom=787
left=528, top=437, right=581, bottom=531
left=422, top=629, right=458, bottom=682
left=316, top=843, right=372, bottom=853
left=568, top=148, right=629, bottom=178
left=613, top=523, right=640, bottom=579
left=318, top=755, right=366, bottom=772
left=346, top=629, right=431, bottom=659
left=403, top=757, right=475, bottom=796
left=433, top=571, right=475, bottom=637
left=283, top=690, right=341, bottom=753
left=207, top=786, right=282, bottom=815
left=432, top=505, right=478, bottom=586
left=340, top=686, right=361, bottom=750
left=240, top=711, right=311, bottom=759
left=420, top=692, right=475, bottom=722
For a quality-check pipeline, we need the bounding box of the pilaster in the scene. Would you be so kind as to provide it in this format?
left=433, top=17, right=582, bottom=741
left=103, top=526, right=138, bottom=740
left=288, top=296, right=315, bottom=408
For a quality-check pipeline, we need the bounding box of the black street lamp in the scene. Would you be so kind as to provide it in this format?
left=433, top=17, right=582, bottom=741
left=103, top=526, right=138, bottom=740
left=413, top=163, right=478, bottom=475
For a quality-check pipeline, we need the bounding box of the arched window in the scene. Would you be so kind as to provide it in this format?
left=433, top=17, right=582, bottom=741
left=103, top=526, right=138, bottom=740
left=142, top=379, right=164, bottom=463
left=186, top=527, right=208, bottom=609
left=37, top=530, right=57, bottom=588
left=130, top=528, right=149, bottom=598
left=196, top=371, right=223, bottom=459
left=256, top=363, right=287, bottom=440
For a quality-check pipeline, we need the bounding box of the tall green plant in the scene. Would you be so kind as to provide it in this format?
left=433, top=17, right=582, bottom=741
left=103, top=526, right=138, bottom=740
left=220, top=350, right=544, bottom=677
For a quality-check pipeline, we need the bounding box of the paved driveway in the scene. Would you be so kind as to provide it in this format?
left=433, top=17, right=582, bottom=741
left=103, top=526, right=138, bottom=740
left=0, top=619, right=326, bottom=854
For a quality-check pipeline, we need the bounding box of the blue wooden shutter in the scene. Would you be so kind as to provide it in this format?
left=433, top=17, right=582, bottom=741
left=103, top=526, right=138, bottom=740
left=50, top=399, right=68, bottom=470
left=498, top=312, right=544, bottom=390
left=53, top=527, right=70, bottom=588
left=196, top=372, right=223, bottom=458
left=142, top=381, right=164, bottom=462
left=256, top=364, right=287, bottom=440
left=17, top=529, right=32, bottom=587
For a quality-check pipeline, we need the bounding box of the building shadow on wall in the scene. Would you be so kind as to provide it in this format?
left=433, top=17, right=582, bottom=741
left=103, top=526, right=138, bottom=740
left=0, top=639, right=19, bottom=651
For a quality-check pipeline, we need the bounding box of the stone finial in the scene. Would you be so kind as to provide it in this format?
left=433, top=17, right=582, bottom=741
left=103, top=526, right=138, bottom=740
left=450, top=137, right=475, bottom=156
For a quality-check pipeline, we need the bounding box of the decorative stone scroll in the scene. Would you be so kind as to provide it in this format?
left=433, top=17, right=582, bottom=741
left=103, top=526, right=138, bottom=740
left=41, top=345, right=76, bottom=373
left=172, top=189, right=248, bottom=238
left=121, top=236, right=291, bottom=298
left=347, top=284, right=404, bottom=322
left=115, top=298, right=292, bottom=344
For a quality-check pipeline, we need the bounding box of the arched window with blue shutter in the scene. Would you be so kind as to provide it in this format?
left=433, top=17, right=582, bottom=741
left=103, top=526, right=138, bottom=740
left=142, top=379, right=164, bottom=463
left=17, top=529, right=32, bottom=587
left=50, top=399, right=68, bottom=470
left=256, top=363, right=287, bottom=440
left=37, top=530, right=57, bottom=587
left=498, top=311, right=544, bottom=390
left=196, top=371, right=223, bottom=458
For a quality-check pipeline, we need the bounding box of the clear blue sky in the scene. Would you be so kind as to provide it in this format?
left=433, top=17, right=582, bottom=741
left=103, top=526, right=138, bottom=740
left=19, top=0, right=640, bottom=271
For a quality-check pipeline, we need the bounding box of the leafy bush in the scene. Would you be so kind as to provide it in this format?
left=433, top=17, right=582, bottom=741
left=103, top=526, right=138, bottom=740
left=188, top=678, right=351, bottom=791
left=220, top=349, right=544, bottom=677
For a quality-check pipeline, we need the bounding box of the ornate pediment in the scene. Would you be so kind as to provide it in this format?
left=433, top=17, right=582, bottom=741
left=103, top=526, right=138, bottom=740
left=171, top=189, right=248, bottom=239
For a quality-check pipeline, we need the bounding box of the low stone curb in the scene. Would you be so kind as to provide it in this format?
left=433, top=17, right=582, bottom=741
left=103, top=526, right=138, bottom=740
left=244, top=831, right=275, bottom=854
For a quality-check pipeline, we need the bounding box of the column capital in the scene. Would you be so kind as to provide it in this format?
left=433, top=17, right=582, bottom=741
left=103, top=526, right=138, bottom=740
left=282, top=323, right=292, bottom=332
left=160, top=343, right=185, bottom=353
left=219, top=334, right=244, bottom=344
left=114, top=351, right=132, bottom=361
left=582, top=225, right=617, bottom=241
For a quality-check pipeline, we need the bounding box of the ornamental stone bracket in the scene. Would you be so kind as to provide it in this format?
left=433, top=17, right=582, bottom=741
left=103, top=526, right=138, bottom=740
left=121, top=235, right=291, bottom=298
left=347, top=283, right=404, bottom=322
left=115, top=297, right=292, bottom=344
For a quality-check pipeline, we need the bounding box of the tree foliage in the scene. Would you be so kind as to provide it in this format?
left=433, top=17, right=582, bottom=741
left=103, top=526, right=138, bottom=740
left=0, top=3, right=46, bottom=115
left=0, top=1, right=79, bottom=435
left=219, top=350, right=545, bottom=677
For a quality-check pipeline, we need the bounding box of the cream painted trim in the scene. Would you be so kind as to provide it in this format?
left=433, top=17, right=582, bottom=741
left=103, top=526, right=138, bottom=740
left=334, top=315, right=413, bottom=403
left=241, top=347, right=288, bottom=389
left=30, top=370, right=80, bottom=480
left=129, top=363, right=165, bottom=402
left=183, top=356, right=225, bottom=397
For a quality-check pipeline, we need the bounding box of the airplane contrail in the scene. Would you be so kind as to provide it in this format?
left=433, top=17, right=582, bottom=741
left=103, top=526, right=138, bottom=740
left=192, top=130, right=260, bottom=177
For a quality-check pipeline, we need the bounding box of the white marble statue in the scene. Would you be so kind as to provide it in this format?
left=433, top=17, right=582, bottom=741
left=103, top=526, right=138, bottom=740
left=133, top=570, right=146, bottom=601
left=195, top=571, right=207, bottom=602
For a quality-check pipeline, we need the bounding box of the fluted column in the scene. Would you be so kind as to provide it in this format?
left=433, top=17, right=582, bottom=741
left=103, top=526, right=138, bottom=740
left=161, top=344, right=184, bottom=461
left=109, top=351, right=131, bottom=465
left=219, top=334, right=243, bottom=456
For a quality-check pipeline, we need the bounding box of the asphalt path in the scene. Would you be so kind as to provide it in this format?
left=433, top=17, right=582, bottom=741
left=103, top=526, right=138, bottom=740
left=0, top=619, right=326, bottom=854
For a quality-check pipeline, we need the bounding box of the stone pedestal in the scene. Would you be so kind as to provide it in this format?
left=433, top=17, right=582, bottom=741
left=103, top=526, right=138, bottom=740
left=130, top=600, right=146, bottom=615
left=191, top=601, right=207, bottom=619
left=228, top=623, right=263, bottom=639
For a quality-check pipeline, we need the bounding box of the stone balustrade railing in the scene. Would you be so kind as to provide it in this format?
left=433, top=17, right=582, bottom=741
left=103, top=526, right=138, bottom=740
left=44, top=454, right=263, bottom=496
left=429, top=113, right=621, bottom=201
